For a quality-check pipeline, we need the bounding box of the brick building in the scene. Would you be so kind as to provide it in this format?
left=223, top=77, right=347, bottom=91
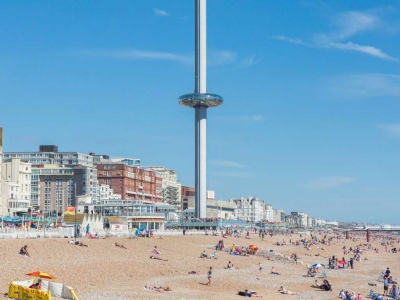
left=181, top=186, right=195, bottom=211
left=97, top=163, right=162, bottom=202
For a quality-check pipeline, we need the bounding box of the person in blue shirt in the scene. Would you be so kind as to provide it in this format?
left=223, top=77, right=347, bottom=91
left=383, top=278, right=389, bottom=295
left=349, top=258, right=354, bottom=269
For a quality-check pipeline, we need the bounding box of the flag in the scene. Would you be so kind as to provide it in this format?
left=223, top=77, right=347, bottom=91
left=65, top=207, right=75, bottom=215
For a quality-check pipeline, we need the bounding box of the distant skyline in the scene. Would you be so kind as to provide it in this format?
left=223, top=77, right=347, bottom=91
left=1, top=0, right=399, bottom=224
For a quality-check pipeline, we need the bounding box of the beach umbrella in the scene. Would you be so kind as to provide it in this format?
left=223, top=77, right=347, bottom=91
left=26, top=271, right=56, bottom=280
left=311, top=263, right=325, bottom=268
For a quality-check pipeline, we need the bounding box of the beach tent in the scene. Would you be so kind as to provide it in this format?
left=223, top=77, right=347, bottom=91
left=311, top=263, right=325, bottom=268
left=135, top=226, right=147, bottom=237
left=8, top=279, right=79, bottom=300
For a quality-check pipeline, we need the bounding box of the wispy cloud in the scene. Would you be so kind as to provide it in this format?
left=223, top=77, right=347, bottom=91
left=322, top=42, right=396, bottom=60
left=73, top=48, right=264, bottom=69
left=74, top=49, right=237, bottom=66
left=378, top=124, right=400, bottom=137
left=208, top=50, right=237, bottom=66
left=329, top=73, right=400, bottom=98
left=154, top=8, right=171, bottom=17
left=211, top=171, right=252, bottom=178
left=211, top=160, right=244, bottom=168
left=238, top=54, right=261, bottom=68
left=240, top=115, right=267, bottom=122
left=301, top=176, right=355, bottom=191
left=76, top=49, right=191, bottom=63
left=271, top=35, right=311, bottom=46
left=314, top=11, right=379, bottom=44
left=272, top=10, right=396, bottom=61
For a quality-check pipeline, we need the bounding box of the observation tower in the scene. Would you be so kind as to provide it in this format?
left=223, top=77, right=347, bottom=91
left=178, top=0, right=223, bottom=219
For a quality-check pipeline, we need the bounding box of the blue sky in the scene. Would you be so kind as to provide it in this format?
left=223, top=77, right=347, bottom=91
left=1, top=0, right=399, bottom=224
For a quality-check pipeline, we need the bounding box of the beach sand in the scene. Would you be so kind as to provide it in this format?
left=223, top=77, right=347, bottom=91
left=0, top=232, right=398, bottom=299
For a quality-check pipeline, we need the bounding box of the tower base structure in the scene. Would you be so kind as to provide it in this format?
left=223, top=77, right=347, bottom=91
left=179, top=93, right=223, bottom=219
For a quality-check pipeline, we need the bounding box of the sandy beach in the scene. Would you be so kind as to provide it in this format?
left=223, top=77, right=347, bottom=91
left=0, top=231, right=399, bottom=299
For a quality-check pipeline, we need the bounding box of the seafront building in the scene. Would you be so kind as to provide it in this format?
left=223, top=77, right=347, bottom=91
left=230, top=197, right=265, bottom=224
left=76, top=199, right=165, bottom=230
left=31, top=164, right=98, bottom=214
left=1, top=157, right=32, bottom=215
left=98, top=184, right=121, bottom=201
left=147, top=166, right=182, bottom=210
left=273, top=209, right=284, bottom=223
left=181, top=186, right=195, bottom=211
left=4, top=145, right=94, bottom=167
left=97, top=163, right=162, bottom=202
left=264, top=204, right=274, bottom=222
left=4, top=145, right=99, bottom=212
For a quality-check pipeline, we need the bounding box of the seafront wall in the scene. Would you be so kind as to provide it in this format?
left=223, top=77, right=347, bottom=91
left=0, top=228, right=207, bottom=239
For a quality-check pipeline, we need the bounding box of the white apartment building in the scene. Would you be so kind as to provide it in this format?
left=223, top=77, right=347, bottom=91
left=273, top=209, right=284, bottom=223
left=147, top=166, right=181, bottom=209
left=4, top=145, right=94, bottom=167
left=325, top=220, right=339, bottom=228
left=99, top=184, right=121, bottom=200
left=1, top=156, right=32, bottom=216
left=264, top=204, right=274, bottom=222
left=2, top=157, right=32, bottom=201
left=112, top=158, right=141, bottom=167
left=3, top=182, right=30, bottom=215
left=230, top=197, right=265, bottom=224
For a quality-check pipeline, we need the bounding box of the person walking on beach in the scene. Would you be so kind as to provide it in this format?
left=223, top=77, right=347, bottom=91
left=183, top=227, right=186, bottom=236
left=349, top=257, right=354, bottom=269
left=207, top=267, right=212, bottom=286
left=383, top=277, right=389, bottom=295
left=390, top=283, right=399, bottom=299
left=86, top=224, right=90, bottom=236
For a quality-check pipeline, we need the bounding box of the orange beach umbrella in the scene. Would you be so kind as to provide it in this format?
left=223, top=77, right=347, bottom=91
left=26, top=271, right=56, bottom=280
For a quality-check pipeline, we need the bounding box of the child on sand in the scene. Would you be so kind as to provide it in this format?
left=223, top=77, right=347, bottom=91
left=19, top=245, right=30, bottom=257
left=207, top=267, right=212, bottom=286
left=271, top=267, right=280, bottom=275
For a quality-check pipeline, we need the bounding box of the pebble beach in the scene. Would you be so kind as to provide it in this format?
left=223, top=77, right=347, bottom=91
left=0, top=231, right=398, bottom=299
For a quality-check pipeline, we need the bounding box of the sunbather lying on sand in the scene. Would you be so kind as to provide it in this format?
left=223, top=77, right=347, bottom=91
left=144, top=285, right=171, bottom=292
left=238, top=289, right=262, bottom=297
left=278, top=286, right=299, bottom=295
left=150, top=255, right=168, bottom=261
left=114, top=242, right=127, bottom=249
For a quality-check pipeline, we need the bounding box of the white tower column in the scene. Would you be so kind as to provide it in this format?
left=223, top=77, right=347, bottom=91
left=179, top=0, right=222, bottom=220
left=195, top=0, right=207, bottom=219
left=195, top=106, right=207, bottom=218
